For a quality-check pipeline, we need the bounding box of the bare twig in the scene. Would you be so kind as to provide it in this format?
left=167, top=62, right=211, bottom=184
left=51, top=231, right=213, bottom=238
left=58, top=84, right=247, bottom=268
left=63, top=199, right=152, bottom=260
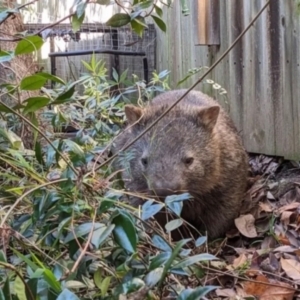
left=202, top=265, right=299, bottom=292
left=0, top=98, right=79, bottom=176
left=69, top=206, right=97, bottom=275
left=0, top=0, right=38, bottom=26
left=0, top=178, right=67, bottom=227
left=0, top=261, right=35, bottom=300
left=89, top=0, right=271, bottom=174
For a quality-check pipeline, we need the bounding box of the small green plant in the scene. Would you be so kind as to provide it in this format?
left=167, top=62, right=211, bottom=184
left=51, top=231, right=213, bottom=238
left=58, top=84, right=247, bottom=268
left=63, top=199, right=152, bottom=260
left=0, top=33, right=217, bottom=299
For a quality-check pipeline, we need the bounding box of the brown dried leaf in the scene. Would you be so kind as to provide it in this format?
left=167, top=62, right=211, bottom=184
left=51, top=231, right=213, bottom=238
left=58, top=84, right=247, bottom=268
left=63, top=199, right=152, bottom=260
left=274, top=245, right=298, bottom=253
left=267, top=191, right=275, bottom=200
left=215, top=288, right=236, bottom=297
left=278, top=202, right=300, bottom=214
left=280, top=211, right=293, bottom=226
left=243, top=274, right=295, bottom=300
left=259, top=201, right=273, bottom=212
left=234, top=214, right=257, bottom=238
left=280, top=257, right=300, bottom=282
left=232, top=253, right=248, bottom=269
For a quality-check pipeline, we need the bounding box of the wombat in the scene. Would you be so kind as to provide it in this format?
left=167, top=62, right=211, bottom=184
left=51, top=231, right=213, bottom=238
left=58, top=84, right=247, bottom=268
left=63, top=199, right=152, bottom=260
left=112, top=89, right=248, bottom=239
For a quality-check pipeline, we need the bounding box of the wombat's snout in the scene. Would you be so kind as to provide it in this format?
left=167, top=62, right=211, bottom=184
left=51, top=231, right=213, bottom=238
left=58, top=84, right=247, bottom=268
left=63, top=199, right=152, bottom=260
left=148, top=181, right=183, bottom=197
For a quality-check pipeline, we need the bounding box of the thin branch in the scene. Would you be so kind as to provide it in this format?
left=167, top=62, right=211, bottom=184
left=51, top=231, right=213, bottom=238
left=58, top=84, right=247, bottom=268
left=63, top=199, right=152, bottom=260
left=69, top=206, right=97, bottom=275
left=0, top=98, right=79, bottom=176
left=90, top=0, right=271, bottom=173
left=0, top=178, right=67, bottom=227
left=0, top=0, right=38, bottom=26
left=202, top=265, right=299, bottom=292
left=0, top=261, right=35, bottom=300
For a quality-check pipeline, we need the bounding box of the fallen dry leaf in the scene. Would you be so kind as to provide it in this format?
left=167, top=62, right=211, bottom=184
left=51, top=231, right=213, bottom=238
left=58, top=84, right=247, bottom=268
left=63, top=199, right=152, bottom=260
left=280, top=257, right=300, bottom=282
left=281, top=211, right=294, bottom=226
left=278, top=202, right=300, bottom=214
left=232, top=253, right=248, bottom=269
left=235, top=214, right=257, bottom=238
left=259, top=201, right=273, bottom=212
left=242, top=274, right=295, bottom=300
left=274, top=245, right=298, bottom=253
left=215, top=288, right=236, bottom=297
left=267, top=191, right=275, bottom=200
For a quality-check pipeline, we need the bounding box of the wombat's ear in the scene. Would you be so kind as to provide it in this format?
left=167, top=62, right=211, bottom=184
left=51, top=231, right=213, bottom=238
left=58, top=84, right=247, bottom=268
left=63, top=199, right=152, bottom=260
left=197, top=105, right=220, bottom=131
left=124, top=105, right=143, bottom=124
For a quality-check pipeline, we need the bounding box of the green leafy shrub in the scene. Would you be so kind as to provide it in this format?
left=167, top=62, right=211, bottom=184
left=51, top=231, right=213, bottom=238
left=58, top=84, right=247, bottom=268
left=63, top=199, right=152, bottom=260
left=0, top=2, right=218, bottom=299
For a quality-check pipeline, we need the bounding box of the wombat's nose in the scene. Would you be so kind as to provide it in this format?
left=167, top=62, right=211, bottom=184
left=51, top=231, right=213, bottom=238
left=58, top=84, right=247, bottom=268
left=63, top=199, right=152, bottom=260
left=153, top=188, right=177, bottom=197
left=150, top=181, right=180, bottom=197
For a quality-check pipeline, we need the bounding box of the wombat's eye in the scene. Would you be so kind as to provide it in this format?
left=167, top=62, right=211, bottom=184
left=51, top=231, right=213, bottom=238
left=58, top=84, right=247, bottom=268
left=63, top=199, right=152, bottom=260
left=141, top=157, right=148, bottom=167
left=184, top=157, right=194, bottom=166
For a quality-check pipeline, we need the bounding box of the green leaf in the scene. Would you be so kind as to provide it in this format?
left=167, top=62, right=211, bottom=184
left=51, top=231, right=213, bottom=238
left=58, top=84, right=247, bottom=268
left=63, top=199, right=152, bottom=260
left=64, top=223, right=106, bottom=243
left=94, top=268, right=102, bottom=289
left=154, top=4, right=163, bottom=17
left=0, top=50, right=14, bottom=63
left=177, top=286, right=217, bottom=300
left=165, top=219, right=183, bottom=232
left=43, top=269, right=62, bottom=293
left=37, top=72, right=65, bottom=85
left=0, top=128, right=23, bottom=150
left=137, top=0, right=153, bottom=9
left=0, top=289, right=6, bottom=300
left=112, top=210, right=137, bottom=253
left=76, top=1, right=87, bottom=18
left=112, top=68, right=119, bottom=82
left=0, top=250, right=7, bottom=262
left=106, top=13, right=131, bottom=27
left=20, top=75, right=47, bottom=90
left=81, top=60, right=93, bottom=72
left=96, top=0, right=110, bottom=4
left=28, top=112, right=39, bottom=143
left=35, top=141, right=44, bottom=165
left=195, top=236, right=207, bottom=247
left=72, top=12, right=85, bottom=32
left=100, top=276, right=111, bottom=296
left=151, top=15, right=166, bottom=32
left=26, top=278, right=38, bottom=300
left=130, top=18, right=146, bottom=37
left=0, top=11, right=9, bottom=24
left=172, top=253, right=217, bottom=269
left=149, top=252, right=171, bottom=270
left=93, top=224, right=115, bottom=248
left=63, top=140, right=84, bottom=156
left=15, top=35, right=44, bottom=55
left=23, top=97, right=50, bottom=114
left=53, top=86, right=75, bottom=103
left=119, top=69, right=128, bottom=83
left=144, top=268, right=163, bottom=287
left=14, top=276, right=26, bottom=300
left=165, top=193, right=191, bottom=203
left=165, top=193, right=191, bottom=216
left=152, top=235, right=171, bottom=252
left=118, top=278, right=145, bottom=295
left=0, top=104, right=12, bottom=113
left=0, top=83, right=16, bottom=95
left=2, top=277, right=11, bottom=300
left=12, top=249, right=39, bottom=271
left=57, top=289, right=80, bottom=300
left=158, top=239, right=191, bottom=288
left=142, top=200, right=164, bottom=220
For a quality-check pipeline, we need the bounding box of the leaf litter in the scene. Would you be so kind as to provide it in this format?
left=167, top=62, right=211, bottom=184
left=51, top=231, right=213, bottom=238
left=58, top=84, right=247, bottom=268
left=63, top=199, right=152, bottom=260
left=140, top=154, right=300, bottom=299
left=206, top=154, right=300, bottom=299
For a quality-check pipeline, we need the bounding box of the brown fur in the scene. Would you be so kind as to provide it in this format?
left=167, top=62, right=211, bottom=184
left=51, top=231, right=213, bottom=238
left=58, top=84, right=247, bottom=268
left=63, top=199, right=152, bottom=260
left=112, top=89, right=248, bottom=239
